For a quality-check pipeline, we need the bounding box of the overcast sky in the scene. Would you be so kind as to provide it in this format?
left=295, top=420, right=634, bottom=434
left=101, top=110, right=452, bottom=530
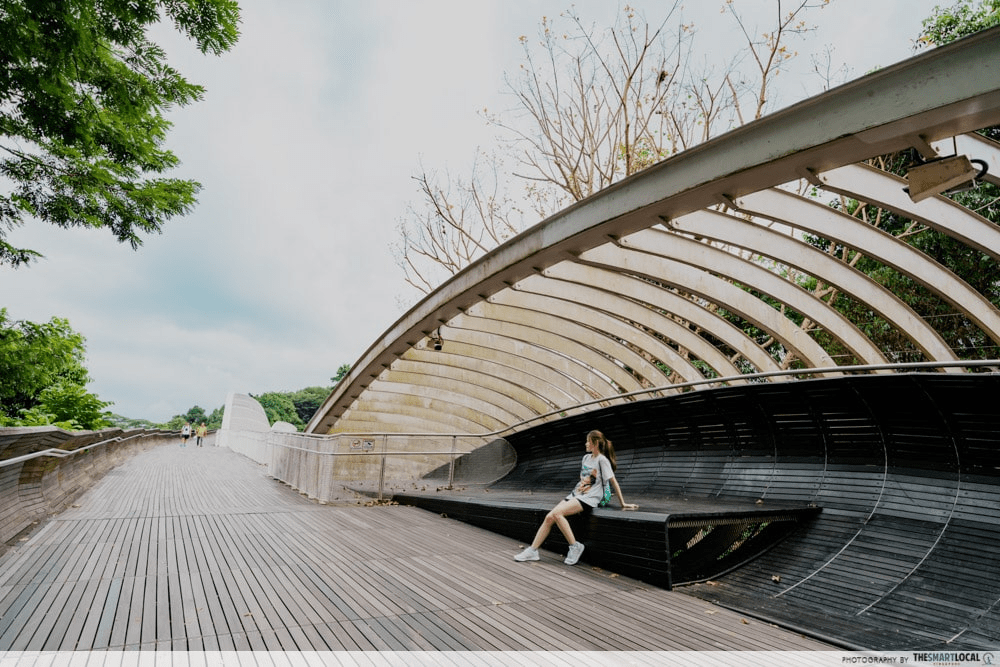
left=1, top=0, right=942, bottom=422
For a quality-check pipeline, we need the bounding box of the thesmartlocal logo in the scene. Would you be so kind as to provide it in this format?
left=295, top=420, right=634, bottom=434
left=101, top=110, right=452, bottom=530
left=910, top=653, right=995, bottom=666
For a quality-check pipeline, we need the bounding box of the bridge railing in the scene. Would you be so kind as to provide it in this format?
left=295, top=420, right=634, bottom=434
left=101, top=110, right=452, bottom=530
left=266, top=431, right=512, bottom=503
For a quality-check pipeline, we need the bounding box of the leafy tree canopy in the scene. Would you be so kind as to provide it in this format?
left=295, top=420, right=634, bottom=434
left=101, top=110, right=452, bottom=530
left=0, top=309, right=112, bottom=429
left=0, top=0, right=241, bottom=266
left=107, top=414, right=161, bottom=430
left=0, top=308, right=89, bottom=416
left=183, top=405, right=208, bottom=425
left=159, top=404, right=223, bottom=430
left=285, top=386, right=332, bottom=426
left=799, top=3, right=1000, bottom=366
left=331, top=364, right=351, bottom=385
left=253, top=392, right=302, bottom=430
left=917, top=0, right=1000, bottom=47
left=16, top=381, right=113, bottom=430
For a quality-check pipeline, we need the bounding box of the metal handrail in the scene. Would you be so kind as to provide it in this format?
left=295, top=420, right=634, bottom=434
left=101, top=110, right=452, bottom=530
left=269, top=445, right=473, bottom=457
left=0, top=429, right=176, bottom=468
left=0, top=434, right=124, bottom=469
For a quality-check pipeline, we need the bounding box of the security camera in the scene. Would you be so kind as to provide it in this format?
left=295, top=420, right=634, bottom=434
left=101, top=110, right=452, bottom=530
left=430, top=328, right=443, bottom=351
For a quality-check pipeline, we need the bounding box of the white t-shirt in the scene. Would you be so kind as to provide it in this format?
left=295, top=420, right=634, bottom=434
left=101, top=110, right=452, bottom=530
left=567, top=453, right=614, bottom=507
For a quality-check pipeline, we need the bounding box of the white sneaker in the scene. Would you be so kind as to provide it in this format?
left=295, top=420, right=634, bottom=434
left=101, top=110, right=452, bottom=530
left=514, top=546, right=539, bottom=562
left=564, top=542, right=585, bottom=565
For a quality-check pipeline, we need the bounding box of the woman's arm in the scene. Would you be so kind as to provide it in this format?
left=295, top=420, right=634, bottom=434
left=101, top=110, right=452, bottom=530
left=610, top=477, right=638, bottom=510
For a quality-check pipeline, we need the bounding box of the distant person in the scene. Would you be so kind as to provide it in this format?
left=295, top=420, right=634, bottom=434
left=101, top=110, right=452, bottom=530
left=180, top=422, right=191, bottom=447
left=514, top=429, right=638, bottom=565
left=195, top=422, right=207, bottom=447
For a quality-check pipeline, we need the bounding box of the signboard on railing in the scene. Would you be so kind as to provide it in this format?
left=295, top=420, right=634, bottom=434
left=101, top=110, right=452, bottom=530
left=350, top=439, right=375, bottom=452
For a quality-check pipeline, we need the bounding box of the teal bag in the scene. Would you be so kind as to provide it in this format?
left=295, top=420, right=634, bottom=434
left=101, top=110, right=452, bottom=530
left=599, top=483, right=612, bottom=507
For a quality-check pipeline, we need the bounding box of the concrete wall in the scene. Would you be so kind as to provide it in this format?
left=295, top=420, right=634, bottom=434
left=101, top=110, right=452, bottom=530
left=216, top=392, right=272, bottom=464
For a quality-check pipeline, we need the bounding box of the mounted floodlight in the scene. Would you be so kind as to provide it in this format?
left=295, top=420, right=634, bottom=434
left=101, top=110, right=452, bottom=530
left=904, top=154, right=988, bottom=203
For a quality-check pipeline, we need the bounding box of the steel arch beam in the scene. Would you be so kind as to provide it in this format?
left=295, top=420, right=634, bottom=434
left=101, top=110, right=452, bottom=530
left=390, top=357, right=553, bottom=415
left=338, top=394, right=494, bottom=433
left=668, top=208, right=959, bottom=363
left=816, top=163, right=1000, bottom=261
left=443, top=317, right=622, bottom=398
left=613, top=228, right=892, bottom=365
left=457, top=306, right=645, bottom=394
left=401, top=347, right=566, bottom=410
left=507, top=273, right=746, bottom=380
left=414, top=336, right=593, bottom=406
left=731, top=187, right=1000, bottom=348
left=578, top=242, right=853, bottom=368
left=537, top=263, right=786, bottom=377
left=472, top=297, right=673, bottom=387
left=437, top=324, right=609, bottom=401
left=374, top=370, right=533, bottom=424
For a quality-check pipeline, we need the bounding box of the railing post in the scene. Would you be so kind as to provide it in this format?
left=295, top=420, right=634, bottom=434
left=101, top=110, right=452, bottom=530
left=448, top=435, right=457, bottom=490
left=378, top=434, right=388, bottom=502
left=313, top=436, right=320, bottom=501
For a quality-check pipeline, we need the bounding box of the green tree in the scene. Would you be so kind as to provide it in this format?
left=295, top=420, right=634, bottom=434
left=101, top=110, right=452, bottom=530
left=917, top=0, right=1000, bottom=47
left=711, top=2, right=1000, bottom=370
left=206, top=405, right=224, bottom=430
left=0, top=0, right=241, bottom=266
left=287, top=386, right=332, bottom=425
left=18, top=381, right=113, bottom=430
left=160, top=414, right=187, bottom=430
left=184, top=405, right=208, bottom=425
left=107, top=414, right=160, bottom=429
left=0, top=308, right=90, bottom=420
left=159, top=403, right=223, bottom=430
left=253, top=392, right=303, bottom=430
left=331, top=364, right=351, bottom=385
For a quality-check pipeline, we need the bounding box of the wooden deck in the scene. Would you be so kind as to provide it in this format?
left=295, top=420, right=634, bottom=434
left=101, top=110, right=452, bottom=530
left=0, top=444, right=832, bottom=652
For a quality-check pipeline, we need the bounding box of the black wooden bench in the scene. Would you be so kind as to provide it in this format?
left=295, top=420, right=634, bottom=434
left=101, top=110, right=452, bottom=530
left=396, top=488, right=819, bottom=588
left=396, top=373, right=1000, bottom=651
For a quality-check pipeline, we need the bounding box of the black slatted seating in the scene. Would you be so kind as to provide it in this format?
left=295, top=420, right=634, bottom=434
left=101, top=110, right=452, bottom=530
left=397, top=373, right=1000, bottom=651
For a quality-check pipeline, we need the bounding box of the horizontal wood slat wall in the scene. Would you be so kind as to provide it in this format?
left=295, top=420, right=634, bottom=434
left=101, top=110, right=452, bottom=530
left=489, top=373, right=1000, bottom=651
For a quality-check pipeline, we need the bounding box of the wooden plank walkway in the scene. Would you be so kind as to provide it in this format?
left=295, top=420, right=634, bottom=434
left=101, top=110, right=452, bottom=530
left=0, top=444, right=833, bottom=652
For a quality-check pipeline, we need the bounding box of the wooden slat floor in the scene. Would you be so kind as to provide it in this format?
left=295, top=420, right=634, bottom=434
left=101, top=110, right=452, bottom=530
left=0, top=444, right=833, bottom=652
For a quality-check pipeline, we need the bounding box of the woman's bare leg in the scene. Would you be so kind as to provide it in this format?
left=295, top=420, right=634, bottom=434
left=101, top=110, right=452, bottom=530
left=530, top=498, right=584, bottom=549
